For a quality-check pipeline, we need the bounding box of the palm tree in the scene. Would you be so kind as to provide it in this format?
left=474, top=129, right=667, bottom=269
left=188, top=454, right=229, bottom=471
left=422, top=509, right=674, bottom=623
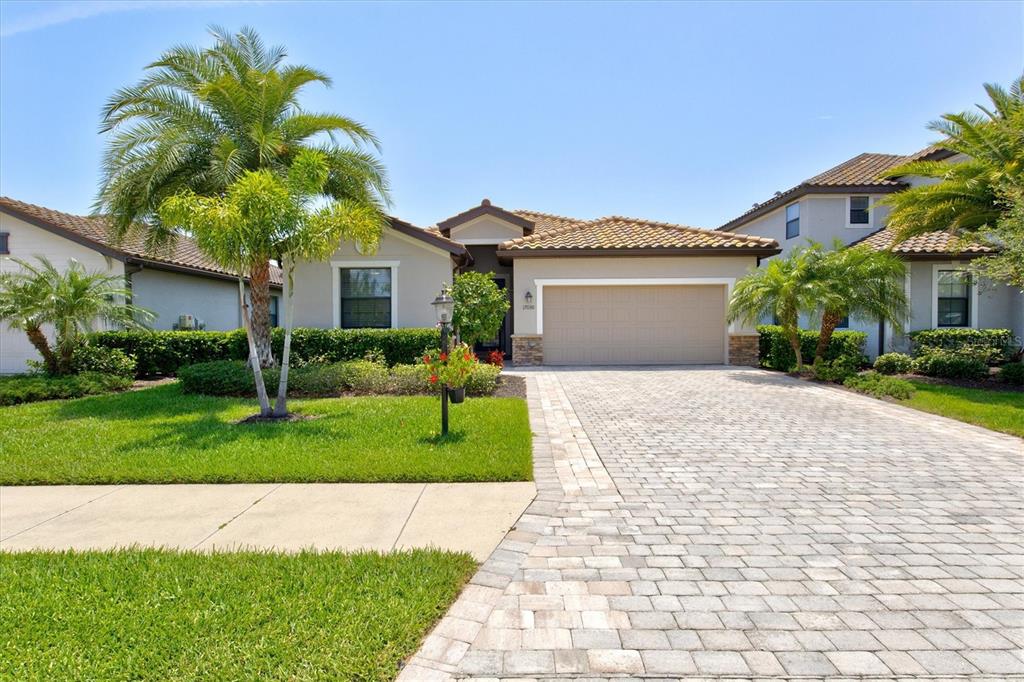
left=96, top=26, right=389, bottom=367
left=160, top=149, right=383, bottom=418
left=807, top=242, right=910, bottom=365
left=0, top=257, right=154, bottom=374
left=881, top=75, right=1024, bottom=240
left=728, top=245, right=821, bottom=372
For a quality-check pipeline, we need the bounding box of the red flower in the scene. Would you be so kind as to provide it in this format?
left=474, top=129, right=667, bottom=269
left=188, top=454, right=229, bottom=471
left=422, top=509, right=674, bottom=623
left=439, top=352, right=448, bottom=362
left=429, top=374, right=438, bottom=384
left=464, top=353, right=472, bottom=361
left=422, top=354, right=430, bottom=363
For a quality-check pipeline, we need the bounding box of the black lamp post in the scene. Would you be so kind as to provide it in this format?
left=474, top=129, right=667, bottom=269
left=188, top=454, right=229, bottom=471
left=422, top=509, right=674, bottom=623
left=431, top=289, right=455, bottom=435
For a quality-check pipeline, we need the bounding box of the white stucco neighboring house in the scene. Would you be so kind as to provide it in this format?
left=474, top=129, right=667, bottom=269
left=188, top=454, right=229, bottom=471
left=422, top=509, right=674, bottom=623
left=717, top=147, right=1024, bottom=358
left=0, top=197, right=282, bottom=374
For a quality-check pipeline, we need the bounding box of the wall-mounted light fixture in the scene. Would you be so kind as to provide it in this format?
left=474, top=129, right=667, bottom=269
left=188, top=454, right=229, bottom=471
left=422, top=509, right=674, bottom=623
left=524, top=290, right=533, bottom=304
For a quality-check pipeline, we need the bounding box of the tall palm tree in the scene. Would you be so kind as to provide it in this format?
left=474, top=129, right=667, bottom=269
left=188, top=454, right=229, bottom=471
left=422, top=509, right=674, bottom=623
left=881, top=75, right=1024, bottom=240
left=728, top=245, right=821, bottom=372
left=96, top=26, right=389, bottom=367
left=807, top=242, right=910, bottom=365
left=0, top=258, right=153, bottom=375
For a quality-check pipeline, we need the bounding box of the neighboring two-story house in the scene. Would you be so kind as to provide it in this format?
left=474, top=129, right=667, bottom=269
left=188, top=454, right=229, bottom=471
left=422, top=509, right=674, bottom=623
left=0, top=197, right=282, bottom=374
left=717, top=147, right=1024, bottom=358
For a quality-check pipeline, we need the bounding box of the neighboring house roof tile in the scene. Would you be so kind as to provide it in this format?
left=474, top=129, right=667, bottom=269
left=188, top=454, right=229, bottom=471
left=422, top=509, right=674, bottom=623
left=0, top=196, right=284, bottom=286
left=852, top=227, right=995, bottom=258
left=498, top=213, right=779, bottom=256
left=718, top=146, right=954, bottom=232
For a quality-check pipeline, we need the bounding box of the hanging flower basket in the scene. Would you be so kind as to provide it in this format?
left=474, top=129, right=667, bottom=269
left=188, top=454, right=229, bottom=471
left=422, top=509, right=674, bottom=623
left=447, top=386, right=466, bottom=403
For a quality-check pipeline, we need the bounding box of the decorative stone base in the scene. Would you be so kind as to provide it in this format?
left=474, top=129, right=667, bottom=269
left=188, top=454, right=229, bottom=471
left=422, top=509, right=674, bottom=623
left=512, top=334, right=543, bottom=366
left=728, top=332, right=760, bottom=366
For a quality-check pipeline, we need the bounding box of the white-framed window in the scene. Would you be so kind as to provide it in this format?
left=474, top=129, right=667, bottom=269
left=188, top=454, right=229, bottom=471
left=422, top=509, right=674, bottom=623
left=936, top=270, right=971, bottom=327
left=846, top=196, right=872, bottom=227
left=330, top=261, right=400, bottom=329
left=785, top=203, right=800, bottom=239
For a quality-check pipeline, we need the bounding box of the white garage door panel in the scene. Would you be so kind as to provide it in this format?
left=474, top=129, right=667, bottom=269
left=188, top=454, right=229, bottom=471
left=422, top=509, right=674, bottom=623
left=543, top=285, right=725, bottom=365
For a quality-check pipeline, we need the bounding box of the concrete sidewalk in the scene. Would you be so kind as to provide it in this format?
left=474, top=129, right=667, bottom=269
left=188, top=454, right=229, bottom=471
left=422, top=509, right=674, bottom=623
left=0, top=482, right=536, bottom=560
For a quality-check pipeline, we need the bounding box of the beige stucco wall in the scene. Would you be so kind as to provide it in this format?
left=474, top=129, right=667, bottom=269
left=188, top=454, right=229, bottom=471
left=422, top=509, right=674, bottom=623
left=0, top=212, right=125, bottom=374
left=449, top=216, right=526, bottom=243
left=130, top=267, right=243, bottom=331
left=511, top=255, right=762, bottom=335
left=291, top=228, right=454, bottom=329
left=735, top=195, right=890, bottom=260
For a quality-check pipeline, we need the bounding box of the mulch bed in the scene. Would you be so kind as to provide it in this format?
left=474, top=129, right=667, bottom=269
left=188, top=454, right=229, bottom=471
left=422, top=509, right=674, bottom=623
left=492, top=375, right=527, bottom=399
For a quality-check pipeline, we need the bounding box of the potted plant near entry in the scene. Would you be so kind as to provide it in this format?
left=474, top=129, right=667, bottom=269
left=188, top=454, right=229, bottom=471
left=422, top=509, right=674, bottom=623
left=423, top=343, right=477, bottom=403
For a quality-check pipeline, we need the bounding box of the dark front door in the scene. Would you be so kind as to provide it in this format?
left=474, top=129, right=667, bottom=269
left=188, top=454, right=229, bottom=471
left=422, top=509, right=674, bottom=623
left=475, top=276, right=511, bottom=357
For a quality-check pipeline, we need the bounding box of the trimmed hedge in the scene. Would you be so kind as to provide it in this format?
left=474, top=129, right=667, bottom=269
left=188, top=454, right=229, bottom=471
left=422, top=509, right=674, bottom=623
left=909, top=328, right=1016, bottom=365
left=90, top=328, right=441, bottom=378
left=178, top=360, right=501, bottom=398
left=756, top=325, right=867, bottom=371
left=0, top=373, right=133, bottom=406
left=873, top=352, right=913, bottom=375
left=71, top=345, right=137, bottom=379
left=999, top=362, right=1024, bottom=386
left=911, top=348, right=990, bottom=380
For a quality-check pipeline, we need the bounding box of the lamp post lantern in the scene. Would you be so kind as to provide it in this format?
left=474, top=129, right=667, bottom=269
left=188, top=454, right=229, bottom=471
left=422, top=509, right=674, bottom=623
left=431, top=290, right=455, bottom=435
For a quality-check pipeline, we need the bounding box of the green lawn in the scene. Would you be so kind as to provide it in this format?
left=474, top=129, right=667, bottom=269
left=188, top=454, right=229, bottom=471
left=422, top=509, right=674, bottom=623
left=0, top=383, right=532, bottom=484
left=0, top=548, right=475, bottom=681
left=905, top=381, right=1024, bottom=437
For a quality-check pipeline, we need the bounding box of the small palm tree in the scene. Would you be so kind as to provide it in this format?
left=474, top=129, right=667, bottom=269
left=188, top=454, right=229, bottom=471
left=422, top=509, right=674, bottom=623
left=807, top=242, right=910, bottom=365
left=881, top=75, right=1024, bottom=239
left=728, top=246, right=821, bottom=372
left=0, top=257, right=154, bottom=374
left=97, top=26, right=388, bottom=367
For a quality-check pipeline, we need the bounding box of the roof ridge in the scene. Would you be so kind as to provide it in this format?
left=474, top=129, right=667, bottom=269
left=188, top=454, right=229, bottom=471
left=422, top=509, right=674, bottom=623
left=596, top=215, right=777, bottom=246
left=511, top=208, right=589, bottom=223
left=503, top=217, right=598, bottom=246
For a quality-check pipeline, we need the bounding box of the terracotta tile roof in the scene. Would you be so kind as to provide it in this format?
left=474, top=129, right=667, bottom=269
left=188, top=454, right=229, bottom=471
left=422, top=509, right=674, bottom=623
left=719, top=146, right=954, bottom=232
left=1, top=196, right=283, bottom=285
left=511, top=209, right=591, bottom=235
left=853, top=227, right=995, bottom=257
left=499, top=214, right=779, bottom=254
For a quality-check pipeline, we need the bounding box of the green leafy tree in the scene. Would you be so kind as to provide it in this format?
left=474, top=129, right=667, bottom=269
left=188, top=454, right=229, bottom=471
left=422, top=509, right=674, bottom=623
left=971, top=187, right=1024, bottom=291
left=97, top=26, right=389, bottom=367
left=0, top=257, right=153, bottom=375
left=881, top=75, right=1023, bottom=288
left=728, top=246, right=821, bottom=372
left=160, top=149, right=383, bottom=418
left=450, top=271, right=510, bottom=348
left=806, top=241, right=910, bottom=365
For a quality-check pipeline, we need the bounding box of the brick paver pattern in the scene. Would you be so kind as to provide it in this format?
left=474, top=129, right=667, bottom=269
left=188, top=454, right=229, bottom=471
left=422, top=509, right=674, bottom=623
left=401, top=368, right=1024, bottom=680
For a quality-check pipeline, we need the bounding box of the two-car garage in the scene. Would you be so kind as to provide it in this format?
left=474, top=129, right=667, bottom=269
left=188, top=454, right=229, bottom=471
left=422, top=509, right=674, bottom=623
left=541, top=284, right=728, bottom=365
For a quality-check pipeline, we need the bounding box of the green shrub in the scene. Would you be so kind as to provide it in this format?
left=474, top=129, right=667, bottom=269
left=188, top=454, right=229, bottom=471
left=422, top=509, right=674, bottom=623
left=756, top=325, right=867, bottom=371
left=812, top=355, right=860, bottom=383
left=843, top=371, right=916, bottom=400
left=178, top=361, right=258, bottom=396
left=338, top=360, right=390, bottom=394
left=998, top=361, right=1024, bottom=386
left=0, top=372, right=132, bottom=406
left=70, top=344, right=137, bottom=379
left=90, top=328, right=440, bottom=377
left=390, top=364, right=430, bottom=395
left=285, top=363, right=346, bottom=396
left=909, top=328, right=1015, bottom=364
left=465, top=364, right=502, bottom=396
left=873, top=352, right=913, bottom=375
left=911, top=348, right=990, bottom=379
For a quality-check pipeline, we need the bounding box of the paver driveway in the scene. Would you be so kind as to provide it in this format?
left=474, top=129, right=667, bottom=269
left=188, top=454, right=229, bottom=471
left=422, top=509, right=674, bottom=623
left=401, top=367, right=1024, bottom=680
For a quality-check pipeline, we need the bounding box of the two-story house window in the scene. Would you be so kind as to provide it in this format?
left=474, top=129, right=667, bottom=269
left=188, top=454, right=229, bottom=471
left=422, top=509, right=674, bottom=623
left=848, top=196, right=871, bottom=226
left=785, top=203, right=800, bottom=239
left=0, top=232, right=8, bottom=254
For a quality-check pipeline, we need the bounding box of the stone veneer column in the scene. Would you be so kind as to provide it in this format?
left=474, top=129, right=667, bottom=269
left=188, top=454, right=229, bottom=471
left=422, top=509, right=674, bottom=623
left=511, top=335, right=543, bottom=366
left=728, top=332, right=760, bottom=367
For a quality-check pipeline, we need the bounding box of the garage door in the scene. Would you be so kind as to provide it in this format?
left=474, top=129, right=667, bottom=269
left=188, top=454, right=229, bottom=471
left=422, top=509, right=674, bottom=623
left=543, top=285, right=726, bottom=365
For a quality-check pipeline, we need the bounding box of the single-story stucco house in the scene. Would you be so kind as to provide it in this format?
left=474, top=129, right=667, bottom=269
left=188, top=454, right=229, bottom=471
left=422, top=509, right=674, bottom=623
left=291, top=199, right=782, bottom=366
left=717, top=146, right=1024, bottom=358
left=0, top=197, right=282, bottom=374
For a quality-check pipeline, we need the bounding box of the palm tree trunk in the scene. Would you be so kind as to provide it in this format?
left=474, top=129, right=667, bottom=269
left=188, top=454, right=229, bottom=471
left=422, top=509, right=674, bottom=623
left=815, top=310, right=843, bottom=365
left=273, top=260, right=295, bottom=417
left=248, top=260, right=275, bottom=369
left=787, top=328, right=804, bottom=373
left=25, top=325, right=58, bottom=375
left=238, top=277, right=272, bottom=417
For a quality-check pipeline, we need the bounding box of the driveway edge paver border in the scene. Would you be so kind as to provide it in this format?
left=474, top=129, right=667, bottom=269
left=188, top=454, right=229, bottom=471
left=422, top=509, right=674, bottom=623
left=399, top=375, right=562, bottom=680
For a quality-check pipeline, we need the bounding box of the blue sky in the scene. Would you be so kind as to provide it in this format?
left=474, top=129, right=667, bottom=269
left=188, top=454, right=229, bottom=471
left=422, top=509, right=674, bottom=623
left=1, top=1, right=1021, bottom=229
